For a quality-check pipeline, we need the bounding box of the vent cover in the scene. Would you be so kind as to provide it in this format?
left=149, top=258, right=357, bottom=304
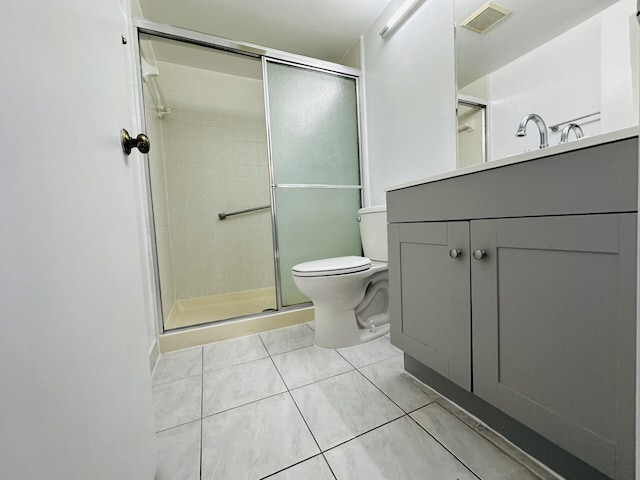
left=461, top=2, right=511, bottom=34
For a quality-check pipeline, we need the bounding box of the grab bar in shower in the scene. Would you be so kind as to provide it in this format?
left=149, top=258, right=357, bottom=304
left=218, top=204, right=270, bottom=220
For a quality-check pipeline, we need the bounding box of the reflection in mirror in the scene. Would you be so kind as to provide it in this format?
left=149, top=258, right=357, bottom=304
left=455, top=0, right=639, bottom=164
left=457, top=98, right=486, bottom=168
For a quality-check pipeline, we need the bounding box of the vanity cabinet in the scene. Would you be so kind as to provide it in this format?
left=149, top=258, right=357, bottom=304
left=387, top=137, right=638, bottom=480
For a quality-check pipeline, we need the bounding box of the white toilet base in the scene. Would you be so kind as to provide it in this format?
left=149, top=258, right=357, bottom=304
left=313, top=304, right=390, bottom=349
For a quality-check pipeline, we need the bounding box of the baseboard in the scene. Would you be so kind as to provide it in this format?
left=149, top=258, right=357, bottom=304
left=158, top=307, right=314, bottom=353
left=404, top=354, right=611, bottom=480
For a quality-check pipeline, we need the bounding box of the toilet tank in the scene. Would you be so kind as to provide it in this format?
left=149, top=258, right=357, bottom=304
left=358, top=206, right=388, bottom=262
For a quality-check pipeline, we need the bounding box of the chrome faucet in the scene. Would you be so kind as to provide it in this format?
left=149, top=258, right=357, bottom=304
left=559, top=123, right=584, bottom=144
left=515, top=114, right=549, bottom=149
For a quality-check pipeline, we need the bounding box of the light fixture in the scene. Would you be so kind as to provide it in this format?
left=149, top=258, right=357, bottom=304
left=379, top=0, right=426, bottom=38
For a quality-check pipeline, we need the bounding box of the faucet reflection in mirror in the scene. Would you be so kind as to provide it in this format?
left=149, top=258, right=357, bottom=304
left=515, top=113, right=549, bottom=149
left=559, top=123, right=584, bottom=144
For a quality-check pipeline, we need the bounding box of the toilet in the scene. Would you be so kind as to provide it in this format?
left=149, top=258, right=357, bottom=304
left=292, top=206, right=389, bottom=349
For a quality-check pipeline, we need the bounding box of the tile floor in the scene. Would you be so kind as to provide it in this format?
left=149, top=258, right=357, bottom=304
left=152, top=323, right=559, bottom=480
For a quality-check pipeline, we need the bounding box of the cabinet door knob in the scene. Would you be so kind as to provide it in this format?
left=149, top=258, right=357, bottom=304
left=449, top=248, right=462, bottom=259
left=473, top=249, right=487, bottom=260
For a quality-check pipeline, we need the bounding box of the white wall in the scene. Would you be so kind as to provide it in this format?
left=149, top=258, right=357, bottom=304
left=600, top=0, right=639, bottom=132
left=362, top=0, right=457, bottom=206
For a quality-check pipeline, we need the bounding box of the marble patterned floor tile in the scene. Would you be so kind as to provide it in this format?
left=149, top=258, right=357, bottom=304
left=260, top=324, right=315, bottom=356
left=201, top=393, right=320, bottom=479
left=324, top=416, right=478, bottom=480
left=271, top=345, right=353, bottom=390
left=153, top=375, right=202, bottom=432
left=359, top=355, right=440, bottom=412
left=411, top=403, right=540, bottom=480
left=435, top=399, right=561, bottom=480
left=336, top=337, right=402, bottom=368
left=152, top=346, right=202, bottom=386
left=290, top=370, right=404, bottom=450
left=202, top=334, right=268, bottom=372
left=155, top=420, right=201, bottom=480
left=202, top=357, right=286, bottom=416
left=268, top=455, right=335, bottom=480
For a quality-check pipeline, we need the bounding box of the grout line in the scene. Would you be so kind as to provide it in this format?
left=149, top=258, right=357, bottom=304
left=334, top=349, right=358, bottom=369
left=320, top=414, right=409, bottom=454
left=199, top=347, right=204, bottom=480
left=257, top=335, right=325, bottom=456
left=353, top=366, right=416, bottom=414
left=406, top=413, right=482, bottom=480
left=321, top=452, right=338, bottom=480
left=200, top=389, right=288, bottom=420
left=151, top=371, right=203, bottom=388
left=258, top=453, right=325, bottom=479
left=266, top=340, right=316, bottom=357
left=288, top=390, right=324, bottom=454
left=286, top=366, right=356, bottom=392
left=350, top=351, right=403, bottom=370
left=154, top=418, right=202, bottom=435
left=202, top=352, right=271, bottom=374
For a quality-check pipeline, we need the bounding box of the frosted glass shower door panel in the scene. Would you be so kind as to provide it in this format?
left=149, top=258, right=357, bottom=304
left=276, top=188, right=363, bottom=306
left=266, top=61, right=361, bottom=186
left=265, top=60, right=363, bottom=307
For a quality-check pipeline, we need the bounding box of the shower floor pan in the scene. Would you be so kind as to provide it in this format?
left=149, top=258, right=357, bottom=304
left=165, top=287, right=276, bottom=330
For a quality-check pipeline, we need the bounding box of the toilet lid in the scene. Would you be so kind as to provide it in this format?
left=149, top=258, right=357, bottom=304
left=292, top=256, right=371, bottom=277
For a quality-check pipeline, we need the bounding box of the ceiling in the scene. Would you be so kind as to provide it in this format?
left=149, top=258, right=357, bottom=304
left=138, top=0, right=625, bottom=85
left=455, top=0, right=621, bottom=88
left=137, top=0, right=394, bottom=64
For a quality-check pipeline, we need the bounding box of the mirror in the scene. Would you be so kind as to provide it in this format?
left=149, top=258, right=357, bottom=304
left=455, top=0, right=639, bottom=165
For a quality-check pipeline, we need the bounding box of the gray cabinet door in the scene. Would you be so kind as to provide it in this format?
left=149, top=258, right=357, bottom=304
left=389, top=222, right=471, bottom=390
left=471, top=214, right=636, bottom=479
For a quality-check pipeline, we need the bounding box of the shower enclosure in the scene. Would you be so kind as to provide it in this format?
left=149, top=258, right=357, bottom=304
left=133, top=20, right=364, bottom=333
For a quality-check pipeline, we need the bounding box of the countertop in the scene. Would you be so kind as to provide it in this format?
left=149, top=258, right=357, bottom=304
left=386, top=126, right=639, bottom=192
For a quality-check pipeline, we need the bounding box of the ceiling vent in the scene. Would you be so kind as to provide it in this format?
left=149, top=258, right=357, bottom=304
left=461, top=2, right=511, bottom=34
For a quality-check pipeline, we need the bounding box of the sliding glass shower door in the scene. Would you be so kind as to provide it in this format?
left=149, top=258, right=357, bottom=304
left=264, top=60, right=363, bottom=307
left=139, top=34, right=276, bottom=330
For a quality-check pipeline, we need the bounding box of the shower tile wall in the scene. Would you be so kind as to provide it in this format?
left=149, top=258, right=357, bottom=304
left=152, top=61, right=274, bottom=308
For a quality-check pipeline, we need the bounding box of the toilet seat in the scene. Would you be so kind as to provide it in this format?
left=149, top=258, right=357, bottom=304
left=292, top=256, right=371, bottom=277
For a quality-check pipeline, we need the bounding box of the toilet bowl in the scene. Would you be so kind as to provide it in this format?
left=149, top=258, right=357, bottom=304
left=292, top=206, right=389, bottom=349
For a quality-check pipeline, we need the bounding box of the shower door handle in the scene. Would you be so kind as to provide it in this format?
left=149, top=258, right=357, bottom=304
left=121, top=129, right=150, bottom=155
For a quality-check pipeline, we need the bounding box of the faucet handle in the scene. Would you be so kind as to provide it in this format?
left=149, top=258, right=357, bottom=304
left=559, top=123, right=584, bottom=144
